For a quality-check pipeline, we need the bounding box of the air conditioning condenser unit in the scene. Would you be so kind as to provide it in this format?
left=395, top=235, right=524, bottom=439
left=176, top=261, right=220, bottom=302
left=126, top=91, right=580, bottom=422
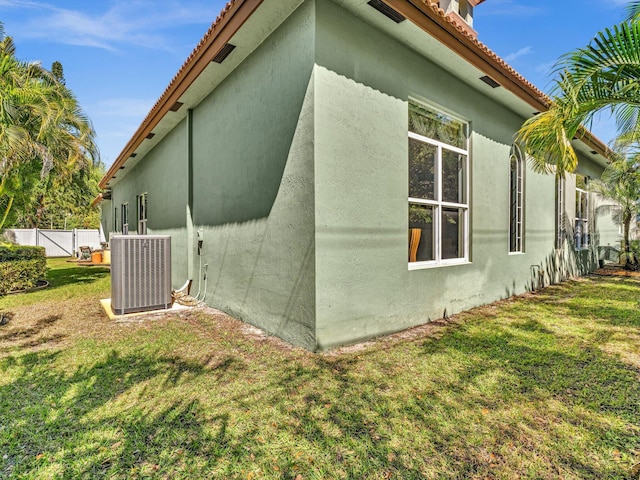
left=111, top=235, right=172, bottom=315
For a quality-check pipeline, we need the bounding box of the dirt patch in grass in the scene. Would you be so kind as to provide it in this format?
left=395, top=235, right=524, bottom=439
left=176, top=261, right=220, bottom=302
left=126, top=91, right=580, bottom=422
left=0, top=259, right=639, bottom=479
left=325, top=315, right=466, bottom=357
left=594, top=264, right=640, bottom=277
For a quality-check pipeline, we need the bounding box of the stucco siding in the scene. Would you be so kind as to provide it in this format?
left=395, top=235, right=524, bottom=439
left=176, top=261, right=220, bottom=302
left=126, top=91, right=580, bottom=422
left=190, top=1, right=316, bottom=349
left=102, top=0, right=620, bottom=351
left=110, top=119, right=189, bottom=285
left=313, top=0, right=602, bottom=349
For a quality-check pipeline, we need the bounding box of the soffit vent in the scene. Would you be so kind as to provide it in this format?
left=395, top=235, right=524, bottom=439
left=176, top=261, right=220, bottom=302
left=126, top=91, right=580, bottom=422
left=213, top=43, right=236, bottom=63
left=169, top=101, right=183, bottom=112
left=367, top=0, right=406, bottom=23
left=130, top=153, right=137, bottom=158
left=146, top=133, right=155, bottom=139
left=479, top=75, right=500, bottom=88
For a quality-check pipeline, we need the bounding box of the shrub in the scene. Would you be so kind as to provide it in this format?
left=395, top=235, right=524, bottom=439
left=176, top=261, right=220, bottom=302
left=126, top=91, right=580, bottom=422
left=0, top=245, right=47, bottom=294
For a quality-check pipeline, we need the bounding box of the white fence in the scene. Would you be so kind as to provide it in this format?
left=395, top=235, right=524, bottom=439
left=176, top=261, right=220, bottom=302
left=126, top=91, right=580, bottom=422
left=4, top=228, right=106, bottom=257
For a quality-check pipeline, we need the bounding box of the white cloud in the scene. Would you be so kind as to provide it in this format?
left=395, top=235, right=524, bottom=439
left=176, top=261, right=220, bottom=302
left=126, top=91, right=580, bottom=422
left=0, top=0, right=214, bottom=51
left=504, top=46, right=533, bottom=63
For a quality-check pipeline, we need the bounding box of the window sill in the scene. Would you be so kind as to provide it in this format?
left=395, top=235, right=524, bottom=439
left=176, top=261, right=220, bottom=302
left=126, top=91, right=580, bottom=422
left=408, top=259, right=470, bottom=271
left=508, top=251, right=525, bottom=256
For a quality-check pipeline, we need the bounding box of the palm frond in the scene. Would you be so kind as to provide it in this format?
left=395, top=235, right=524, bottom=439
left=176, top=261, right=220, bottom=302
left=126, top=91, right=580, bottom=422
left=626, top=1, right=640, bottom=22
left=553, top=22, right=640, bottom=95
left=516, top=103, right=581, bottom=175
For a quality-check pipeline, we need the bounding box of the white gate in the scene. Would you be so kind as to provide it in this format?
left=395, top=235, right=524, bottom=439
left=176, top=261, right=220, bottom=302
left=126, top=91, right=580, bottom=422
left=4, top=228, right=105, bottom=257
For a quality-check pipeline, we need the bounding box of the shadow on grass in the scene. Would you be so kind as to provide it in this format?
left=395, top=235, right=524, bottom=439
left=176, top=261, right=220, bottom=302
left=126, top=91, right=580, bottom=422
left=0, top=315, right=61, bottom=342
left=262, top=319, right=640, bottom=478
left=0, top=314, right=66, bottom=354
left=1, top=282, right=638, bottom=478
left=46, top=266, right=109, bottom=289
left=0, top=349, right=243, bottom=478
left=524, top=277, right=640, bottom=330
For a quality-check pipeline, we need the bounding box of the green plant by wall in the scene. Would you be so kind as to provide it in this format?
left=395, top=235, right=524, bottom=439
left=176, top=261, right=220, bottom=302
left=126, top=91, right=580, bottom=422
left=0, top=245, right=47, bottom=294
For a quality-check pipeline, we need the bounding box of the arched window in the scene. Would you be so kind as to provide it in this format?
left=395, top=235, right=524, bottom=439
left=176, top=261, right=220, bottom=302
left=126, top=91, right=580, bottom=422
left=509, top=144, right=524, bottom=253
left=555, top=176, right=565, bottom=249
left=575, top=175, right=589, bottom=250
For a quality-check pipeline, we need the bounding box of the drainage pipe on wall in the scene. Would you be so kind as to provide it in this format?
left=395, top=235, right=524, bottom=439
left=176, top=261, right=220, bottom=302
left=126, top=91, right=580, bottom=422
left=186, top=108, right=209, bottom=302
left=186, top=108, right=195, bottom=292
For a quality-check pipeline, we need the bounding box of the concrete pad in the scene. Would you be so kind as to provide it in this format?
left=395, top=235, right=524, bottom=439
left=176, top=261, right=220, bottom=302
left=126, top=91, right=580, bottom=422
left=100, top=298, right=190, bottom=321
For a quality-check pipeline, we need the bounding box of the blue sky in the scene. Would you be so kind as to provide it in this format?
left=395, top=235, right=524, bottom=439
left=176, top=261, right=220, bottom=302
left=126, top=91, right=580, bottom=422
left=0, top=0, right=633, bottom=168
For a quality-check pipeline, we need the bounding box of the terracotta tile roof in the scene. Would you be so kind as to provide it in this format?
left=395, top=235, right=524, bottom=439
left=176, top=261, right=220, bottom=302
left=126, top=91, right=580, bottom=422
left=142, top=0, right=238, bottom=132
left=99, top=0, right=608, bottom=188
left=420, top=0, right=550, bottom=105
left=100, top=0, right=257, bottom=188
left=408, top=0, right=608, bottom=157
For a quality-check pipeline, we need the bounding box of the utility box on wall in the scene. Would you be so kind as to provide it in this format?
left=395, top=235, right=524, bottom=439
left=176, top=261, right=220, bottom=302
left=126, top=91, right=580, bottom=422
left=111, top=235, right=172, bottom=315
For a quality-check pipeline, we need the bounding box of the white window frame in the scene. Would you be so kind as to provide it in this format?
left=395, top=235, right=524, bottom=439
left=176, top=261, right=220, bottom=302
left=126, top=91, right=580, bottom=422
left=408, top=100, right=470, bottom=270
left=555, top=176, right=565, bottom=249
left=508, top=144, right=524, bottom=254
left=575, top=184, right=589, bottom=250
left=121, top=203, right=129, bottom=235
left=137, top=193, right=147, bottom=235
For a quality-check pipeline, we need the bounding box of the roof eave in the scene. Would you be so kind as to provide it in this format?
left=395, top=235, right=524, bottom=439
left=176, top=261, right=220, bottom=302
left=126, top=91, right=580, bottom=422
left=99, top=0, right=610, bottom=190
left=383, top=0, right=610, bottom=160
left=99, top=0, right=264, bottom=189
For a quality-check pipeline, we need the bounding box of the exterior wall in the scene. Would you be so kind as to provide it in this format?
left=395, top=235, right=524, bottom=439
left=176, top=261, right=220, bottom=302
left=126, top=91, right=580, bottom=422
left=102, top=0, right=621, bottom=351
left=191, top=1, right=316, bottom=349
left=109, top=120, right=189, bottom=285
left=100, top=199, right=112, bottom=240
left=312, top=0, right=613, bottom=350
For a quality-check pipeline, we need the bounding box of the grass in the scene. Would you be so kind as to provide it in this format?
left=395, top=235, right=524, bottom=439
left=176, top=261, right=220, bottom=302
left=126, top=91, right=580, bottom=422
left=0, top=258, right=638, bottom=479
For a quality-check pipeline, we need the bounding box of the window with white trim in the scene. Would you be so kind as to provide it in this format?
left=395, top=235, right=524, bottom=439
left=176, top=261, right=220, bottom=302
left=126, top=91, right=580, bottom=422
left=121, top=203, right=129, bottom=235
left=575, top=176, right=589, bottom=250
left=555, top=176, right=565, bottom=249
left=114, top=207, right=118, bottom=233
left=137, top=193, right=147, bottom=235
left=408, top=100, right=469, bottom=267
left=508, top=144, right=524, bottom=253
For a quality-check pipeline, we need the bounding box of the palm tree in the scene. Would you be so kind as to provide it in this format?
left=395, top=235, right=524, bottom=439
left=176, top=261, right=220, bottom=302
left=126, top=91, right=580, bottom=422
left=517, top=2, right=640, bottom=174
left=592, top=154, right=640, bottom=266
left=0, top=23, right=97, bottom=230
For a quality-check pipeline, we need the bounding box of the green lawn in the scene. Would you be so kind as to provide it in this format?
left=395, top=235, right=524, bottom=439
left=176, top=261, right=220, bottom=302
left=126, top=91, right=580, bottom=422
left=0, top=258, right=638, bottom=479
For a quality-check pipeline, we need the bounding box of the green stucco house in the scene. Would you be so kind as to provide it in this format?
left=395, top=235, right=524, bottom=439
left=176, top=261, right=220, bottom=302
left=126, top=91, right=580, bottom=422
left=98, top=0, right=620, bottom=351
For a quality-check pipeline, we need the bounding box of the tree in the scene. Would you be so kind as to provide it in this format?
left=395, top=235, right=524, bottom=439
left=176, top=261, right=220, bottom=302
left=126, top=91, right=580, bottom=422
left=592, top=154, right=640, bottom=265
left=51, top=61, right=65, bottom=85
left=517, top=2, right=640, bottom=175
left=0, top=23, right=97, bottom=230
left=9, top=159, right=105, bottom=229
left=515, top=2, right=640, bottom=269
